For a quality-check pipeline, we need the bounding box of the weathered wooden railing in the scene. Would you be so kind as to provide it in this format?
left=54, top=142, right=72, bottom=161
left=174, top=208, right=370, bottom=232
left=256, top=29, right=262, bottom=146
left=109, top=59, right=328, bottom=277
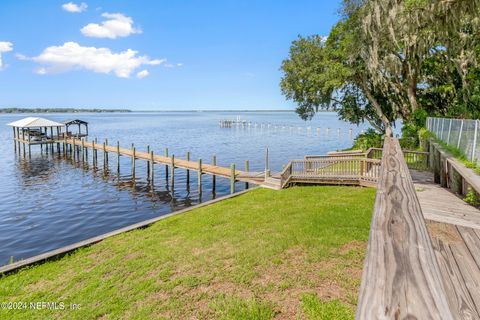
left=310, top=147, right=430, bottom=170
left=280, top=157, right=381, bottom=188
left=356, top=137, right=454, bottom=319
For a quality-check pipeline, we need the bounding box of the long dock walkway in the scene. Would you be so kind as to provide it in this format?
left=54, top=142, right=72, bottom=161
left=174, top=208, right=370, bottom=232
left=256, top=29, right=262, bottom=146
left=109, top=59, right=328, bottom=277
left=412, top=170, right=480, bottom=319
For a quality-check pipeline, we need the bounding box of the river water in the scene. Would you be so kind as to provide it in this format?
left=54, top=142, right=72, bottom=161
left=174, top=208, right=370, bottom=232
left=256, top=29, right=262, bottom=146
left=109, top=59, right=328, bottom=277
left=0, top=111, right=368, bottom=266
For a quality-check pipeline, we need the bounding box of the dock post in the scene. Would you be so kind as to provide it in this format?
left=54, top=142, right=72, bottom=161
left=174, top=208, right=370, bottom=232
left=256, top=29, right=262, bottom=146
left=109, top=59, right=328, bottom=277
left=105, top=139, right=109, bottom=167
left=165, top=148, right=169, bottom=180
left=212, top=154, right=216, bottom=192
left=72, top=137, right=76, bottom=161
left=146, top=145, right=150, bottom=178
left=81, top=139, right=85, bottom=162
left=92, top=139, right=96, bottom=167
left=94, top=138, right=98, bottom=166
left=171, top=155, right=175, bottom=190
left=103, top=140, right=107, bottom=169
left=198, top=159, right=202, bottom=193
left=150, top=151, right=154, bottom=185
left=245, top=160, right=249, bottom=189
left=131, top=144, right=136, bottom=178
left=186, top=151, right=190, bottom=189
left=230, top=164, right=235, bottom=194
left=116, top=141, right=120, bottom=173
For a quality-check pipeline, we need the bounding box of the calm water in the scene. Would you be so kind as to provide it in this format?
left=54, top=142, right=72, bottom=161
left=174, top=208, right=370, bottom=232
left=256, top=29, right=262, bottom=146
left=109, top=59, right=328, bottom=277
left=0, top=111, right=368, bottom=266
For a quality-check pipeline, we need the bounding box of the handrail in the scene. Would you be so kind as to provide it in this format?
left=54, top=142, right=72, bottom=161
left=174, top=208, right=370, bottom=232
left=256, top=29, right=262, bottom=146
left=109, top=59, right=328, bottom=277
left=279, top=161, right=293, bottom=188
left=356, top=137, right=454, bottom=319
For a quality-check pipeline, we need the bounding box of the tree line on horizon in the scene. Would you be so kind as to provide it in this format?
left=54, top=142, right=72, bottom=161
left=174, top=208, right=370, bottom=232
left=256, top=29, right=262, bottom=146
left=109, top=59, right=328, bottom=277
left=280, top=0, right=480, bottom=139
left=0, top=108, right=132, bottom=113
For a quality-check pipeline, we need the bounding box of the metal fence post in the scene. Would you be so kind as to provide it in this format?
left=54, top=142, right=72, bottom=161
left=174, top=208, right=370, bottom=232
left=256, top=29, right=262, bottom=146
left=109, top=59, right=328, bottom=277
left=472, top=120, right=479, bottom=162
left=447, top=119, right=452, bottom=145
left=457, top=120, right=464, bottom=149
left=440, top=118, right=445, bottom=140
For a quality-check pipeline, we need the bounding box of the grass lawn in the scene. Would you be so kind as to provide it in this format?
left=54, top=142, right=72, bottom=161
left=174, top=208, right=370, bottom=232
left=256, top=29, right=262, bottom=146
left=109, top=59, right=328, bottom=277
left=0, top=186, right=375, bottom=320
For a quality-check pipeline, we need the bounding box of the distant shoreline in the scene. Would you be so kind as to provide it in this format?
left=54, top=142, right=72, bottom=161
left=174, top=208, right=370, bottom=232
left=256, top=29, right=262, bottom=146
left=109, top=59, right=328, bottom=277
left=0, top=108, right=132, bottom=114
left=0, top=108, right=334, bottom=114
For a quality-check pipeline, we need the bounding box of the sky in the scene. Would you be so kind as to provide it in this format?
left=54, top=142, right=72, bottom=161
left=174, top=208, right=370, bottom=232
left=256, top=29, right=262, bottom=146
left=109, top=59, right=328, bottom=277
left=0, top=0, right=340, bottom=110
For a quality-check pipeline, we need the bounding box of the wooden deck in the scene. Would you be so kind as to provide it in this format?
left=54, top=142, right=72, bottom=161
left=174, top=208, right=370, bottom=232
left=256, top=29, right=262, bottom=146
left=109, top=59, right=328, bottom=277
left=356, top=137, right=453, bottom=319
left=412, top=170, right=480, bottom=319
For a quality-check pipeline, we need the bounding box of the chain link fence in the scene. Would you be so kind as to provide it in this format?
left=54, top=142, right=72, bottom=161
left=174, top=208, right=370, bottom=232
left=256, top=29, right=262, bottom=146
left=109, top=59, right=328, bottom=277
left=427, top=117, right=480, bottom=162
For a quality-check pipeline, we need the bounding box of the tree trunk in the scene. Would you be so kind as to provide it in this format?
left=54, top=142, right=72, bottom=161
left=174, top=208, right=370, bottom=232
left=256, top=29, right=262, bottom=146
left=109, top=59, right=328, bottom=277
left=407, top=73, right=418, bottom=114
left=361, top=78, right=393, bottom=137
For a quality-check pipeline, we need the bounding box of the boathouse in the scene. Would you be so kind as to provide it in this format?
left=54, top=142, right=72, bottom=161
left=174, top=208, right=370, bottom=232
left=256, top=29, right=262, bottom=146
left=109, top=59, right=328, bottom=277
left=8, top=117, right=65, bottom=144
left=63, top=119, right=88, bottom=137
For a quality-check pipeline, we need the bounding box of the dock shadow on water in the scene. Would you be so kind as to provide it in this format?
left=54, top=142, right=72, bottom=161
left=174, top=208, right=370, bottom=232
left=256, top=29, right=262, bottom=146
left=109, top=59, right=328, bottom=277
left=3, top=144, right=239, bottom=267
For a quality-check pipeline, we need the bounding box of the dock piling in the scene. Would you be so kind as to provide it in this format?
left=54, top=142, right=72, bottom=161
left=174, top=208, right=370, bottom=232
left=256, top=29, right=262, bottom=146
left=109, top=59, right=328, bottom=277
left=131, top=144, right=136, bottom=178
left=150, top=151, right=155, bottom=185
left=116, top=141, right=120, bottom=173
left=198, top=159, right=202, bottom=193
left=186, top=151, right=190, bottom=188
left=165, top=148, right=169, bottom=180
left=230, top=164, right=235, bottom=194
left=146, top=145, right=150, bottom=178
left=212, top=154, right=216, bottom=192
left=171, top=155, right=175, bottom=189
left=245, top=160, right=249, bottom=189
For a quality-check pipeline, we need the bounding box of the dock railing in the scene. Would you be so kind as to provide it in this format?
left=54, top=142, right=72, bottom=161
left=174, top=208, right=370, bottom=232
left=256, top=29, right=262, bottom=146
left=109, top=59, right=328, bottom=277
left=280, top=157, right=381, bottom=188
left=356, top=137, right=454, bottom=319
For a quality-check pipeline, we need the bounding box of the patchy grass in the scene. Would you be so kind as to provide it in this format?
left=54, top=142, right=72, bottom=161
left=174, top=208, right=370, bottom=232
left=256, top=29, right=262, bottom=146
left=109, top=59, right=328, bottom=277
left=0, top=186, right=375, bottom=319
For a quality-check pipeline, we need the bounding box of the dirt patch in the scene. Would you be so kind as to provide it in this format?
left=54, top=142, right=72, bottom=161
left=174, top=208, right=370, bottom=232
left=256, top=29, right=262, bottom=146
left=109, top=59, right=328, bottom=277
left=427, top=222, right=462, bottom=244
left=338, top=240, right=367, bottom=255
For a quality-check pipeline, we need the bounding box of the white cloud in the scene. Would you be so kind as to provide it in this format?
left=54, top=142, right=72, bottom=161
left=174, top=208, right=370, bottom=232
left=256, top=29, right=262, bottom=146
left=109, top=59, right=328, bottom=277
left=81, top=13, right=141, bottom=39
left=62, top=2, right=87, bottom=13
left=136, top=69, right=149, bottom=79
left=177, top=63, right=183, bottom=67
left=0, top=41, right=13, bottom=69
left=31, top=42, right=164, bottom=78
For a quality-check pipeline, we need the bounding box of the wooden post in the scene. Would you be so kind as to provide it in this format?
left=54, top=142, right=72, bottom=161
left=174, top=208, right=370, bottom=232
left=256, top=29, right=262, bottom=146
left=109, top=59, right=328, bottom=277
left=131, top=143, right=136, bottom=178
left=147, top=145, right=150, bottom=178
left=171, top=155, right=175, bottom=189
left=212, top=154, right=216, bottom=192
left=245, top=160, right=249, bottom=189
left=150, top=150, right=154, bottom=185
left=81, top=138, right=85, bottom=162
left=198, top=159, right=202, bottom=193
left=186, top=151, right=190, bottom=188
left=105, top=139, right=109, bottom=167
left=265, top=147, right=270, bottom=178
left=165, top=148, right=169, bottom=179
left=230, top=164, right=235, bottom=194
left=92, top=139, right=96, bottom=167
left=94, top=138, right=98, bottom=166
left=103, top=141, right=107, bottom=169
left=116, top=141, right=120, bottom=173
left=72, top=137, right=76, bottom=161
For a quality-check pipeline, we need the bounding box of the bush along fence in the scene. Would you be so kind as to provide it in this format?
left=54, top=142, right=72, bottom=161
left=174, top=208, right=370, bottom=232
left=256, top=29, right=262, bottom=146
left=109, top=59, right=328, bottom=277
left=427, top=117, right=480, bottom=162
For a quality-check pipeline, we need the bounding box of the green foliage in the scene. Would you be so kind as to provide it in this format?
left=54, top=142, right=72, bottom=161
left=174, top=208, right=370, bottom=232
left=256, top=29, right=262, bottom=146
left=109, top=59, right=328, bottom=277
left=0, top=187, right=375, bottom=319
left=280, top=0, right=480, bottom=135
left=464, top=189, right=480, bottom=207
left=400, top=109, right=429, bottom=149
left=352, top=129, right=383, bottom=151
left=301, top=294, right=354, bottom=320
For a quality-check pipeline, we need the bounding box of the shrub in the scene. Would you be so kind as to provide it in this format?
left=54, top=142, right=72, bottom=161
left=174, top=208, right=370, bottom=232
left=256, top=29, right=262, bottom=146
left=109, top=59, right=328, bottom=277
left=352, top=129, right=383, bottom=151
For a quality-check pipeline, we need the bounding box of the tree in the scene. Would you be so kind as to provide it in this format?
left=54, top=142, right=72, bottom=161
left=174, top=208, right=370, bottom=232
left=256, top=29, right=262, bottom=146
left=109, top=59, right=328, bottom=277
left=280, top=18, right=395, bottom=135
left=281, top=0, right=480, bottom=138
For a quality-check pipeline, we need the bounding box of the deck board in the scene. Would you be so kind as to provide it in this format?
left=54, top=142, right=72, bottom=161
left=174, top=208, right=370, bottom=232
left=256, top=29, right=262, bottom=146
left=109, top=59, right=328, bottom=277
left=412, top=170, right=480, bottom=230
left=413, top=170, right=480, bottom=319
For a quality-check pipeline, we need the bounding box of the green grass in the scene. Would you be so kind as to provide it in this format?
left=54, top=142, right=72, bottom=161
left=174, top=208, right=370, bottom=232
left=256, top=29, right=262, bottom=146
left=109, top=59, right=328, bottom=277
left=0, top=186, right=375, bottom=319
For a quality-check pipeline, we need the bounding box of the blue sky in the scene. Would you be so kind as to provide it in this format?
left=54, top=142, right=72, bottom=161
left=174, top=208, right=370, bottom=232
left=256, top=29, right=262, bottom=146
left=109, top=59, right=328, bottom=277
left=0, top=0, right=339, bottom=110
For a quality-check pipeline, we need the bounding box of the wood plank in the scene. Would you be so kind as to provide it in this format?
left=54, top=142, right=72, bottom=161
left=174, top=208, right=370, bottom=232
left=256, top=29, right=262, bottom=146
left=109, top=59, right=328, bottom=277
left=449, top=226, right=480, bottom=315
left=356, top=137, right=455, bottom=319
left=427, top=222, right=480, bottom=319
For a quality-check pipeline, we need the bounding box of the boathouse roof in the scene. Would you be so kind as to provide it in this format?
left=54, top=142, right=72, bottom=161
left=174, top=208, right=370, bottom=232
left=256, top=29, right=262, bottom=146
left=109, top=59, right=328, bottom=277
left=63, top=119, right=88, bottom=125
left=7, top=117, right=65, bottom=128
